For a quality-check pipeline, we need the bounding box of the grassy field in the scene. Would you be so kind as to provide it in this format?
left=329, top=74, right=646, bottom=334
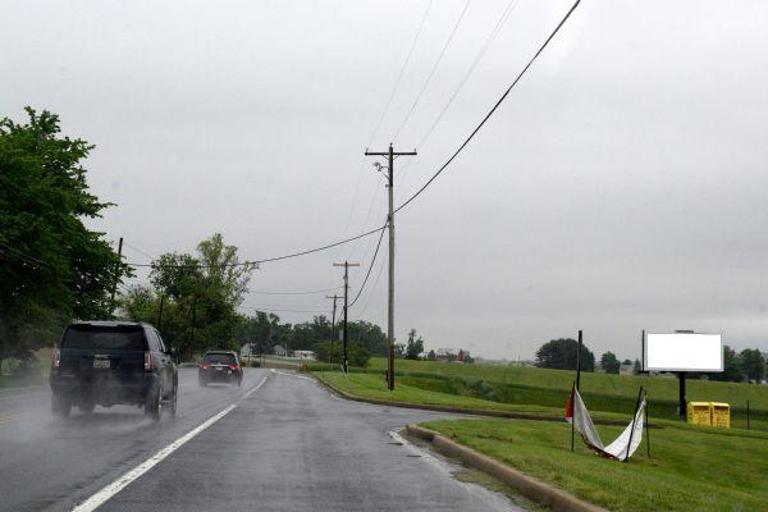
left=422, top=417, right=768, bottom=512
left=367, top=358, right=768, bottom=410
left=355, top=358, right=768, bottom=430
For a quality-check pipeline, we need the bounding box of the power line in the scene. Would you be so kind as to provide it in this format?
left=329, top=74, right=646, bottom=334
left=122, top=241, right=155, bottom=260
left=349, top=222, right=386, bottom=307
left=249, top=286, right=343, bottom=296
left=398, top=0, right=521, bottom=195
left=107, top=0, right=581, bottom=275
left=250, top=308, right=329, bottom=314
left=127, top=224, right=386, bottom=268
left=391, top=0, right=473, bottom=143
left=0, top=241, right=54, bottom=269
left=396, top=0, right=583, bottom=214
left=367, top=0, right=434, bottom=145
left=415, top=0, right=522, bottom=150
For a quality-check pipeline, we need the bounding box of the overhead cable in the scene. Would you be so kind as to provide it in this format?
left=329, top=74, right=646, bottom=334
left=396, top=0, right=583, bottom=214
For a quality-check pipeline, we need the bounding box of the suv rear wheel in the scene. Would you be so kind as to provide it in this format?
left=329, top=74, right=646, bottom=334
left=145, top=384, right=161, bottom=421
left=167, top=384, right=178, bottom=418
left=52, top=393, right=72, bottom=418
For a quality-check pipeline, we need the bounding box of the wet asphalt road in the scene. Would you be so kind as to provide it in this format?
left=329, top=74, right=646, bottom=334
left=0, top=368, right=523, bottom=511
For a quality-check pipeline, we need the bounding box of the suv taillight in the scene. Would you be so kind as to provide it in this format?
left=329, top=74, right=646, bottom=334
left=228, top=364, right=239, bottom=371
left=144, top=351, right=152, bottom=372
left=52, top=348, right=61, bottom=368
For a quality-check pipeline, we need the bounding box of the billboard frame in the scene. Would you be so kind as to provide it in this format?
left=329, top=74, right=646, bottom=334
left=642, top=331, right=724, bottom=373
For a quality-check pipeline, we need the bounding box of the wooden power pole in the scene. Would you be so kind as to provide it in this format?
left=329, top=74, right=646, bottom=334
left=365, top=144, right=416, bottom=390
left=325, top=294, right=341, bottom=365
left=333, top=261, right=359, bottom=373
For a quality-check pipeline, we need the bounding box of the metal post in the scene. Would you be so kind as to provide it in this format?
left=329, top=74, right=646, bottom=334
left=747, top=400, right=751, bottom=430
left=678, top=372, right=687, bottom=419
left=645, top=391, right=651, bottom=458
left=625, top=386, right=644, bottom=462
left=109, top=237, right=123, bottom=314
left=365, top=144, right=416, bottom=390
left=570, top=381, right=576, bottom=452
left=576, top=330, right=583, bottom=391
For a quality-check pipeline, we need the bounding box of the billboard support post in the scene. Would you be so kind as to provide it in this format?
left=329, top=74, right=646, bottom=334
left=677, top=372, right=686, bottom=419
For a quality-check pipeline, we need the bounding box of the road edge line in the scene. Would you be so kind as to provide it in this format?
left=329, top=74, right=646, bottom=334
left=405, top=424, right=608, bottom=512
left=70, top=375, right=268, bottom=512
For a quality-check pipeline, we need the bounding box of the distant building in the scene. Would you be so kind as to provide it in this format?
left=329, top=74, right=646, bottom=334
left=273, top=344, right=288, bottom=357
left=240, top=343, right=253, bottom=358
left=293, top=350, right=316, bottom=361
left=619, top=363, right=636, bottom=376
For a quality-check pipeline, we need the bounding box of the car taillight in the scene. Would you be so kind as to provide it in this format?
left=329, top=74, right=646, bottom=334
left=144, top=351, right=152, bottom=371
left=52, top=348, right=61, bottom=368
left=200, top=363, right=210, bottom=370
left=228, top=364, right=239, bottom=371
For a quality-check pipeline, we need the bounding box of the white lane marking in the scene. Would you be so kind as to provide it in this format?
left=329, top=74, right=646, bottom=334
left=269, top=368, right=315, bottom=382
left=388, top=430, right=454, bottom=473
left=71, top=375, right=268, bottom=512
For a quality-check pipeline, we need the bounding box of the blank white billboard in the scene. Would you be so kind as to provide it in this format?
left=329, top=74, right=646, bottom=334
left=643, top=333, right=723, bottom=372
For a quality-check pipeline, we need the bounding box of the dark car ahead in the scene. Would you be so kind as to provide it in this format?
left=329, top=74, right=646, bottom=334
left=49, top=321, right=178, bottom=420
left=198, top=351, right=242, bottom=387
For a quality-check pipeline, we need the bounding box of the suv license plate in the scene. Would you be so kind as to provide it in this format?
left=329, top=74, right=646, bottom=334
left=93, top=358, right=110, bottom=369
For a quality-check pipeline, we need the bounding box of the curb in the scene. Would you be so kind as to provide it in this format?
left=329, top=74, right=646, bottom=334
left=312, top=373, right=636, bottom=427
left=406, top=424, right=608, bottom=512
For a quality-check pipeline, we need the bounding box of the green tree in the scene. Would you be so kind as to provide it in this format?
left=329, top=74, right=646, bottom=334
left=405, top=328, right=424, bottom=360
left=710, top=345, right=743, bottom=382
left=426, top=349, right=437, bottom=361
left=0, top=107, right=128, bottom=370
left=291, top=316, right=330, bottom=351
left=346, top=320, right=387, bottom=357
left=740, top=349, right=765, bottom=382
left=600, top=352, right=621, bottom=374
left=121, top=233, right=255, bottom=358
left=633, top=358, right=642, bottom=374
left=535, top=338, right=595, bottom=372
left=313, top=340, right=370, bottom=368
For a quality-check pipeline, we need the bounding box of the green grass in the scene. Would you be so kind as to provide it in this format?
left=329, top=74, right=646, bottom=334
left=316, top=371, right=557, bottom=414
left=368, top=358, right=768, bottom=409
left=422, top=417, right=768, bottom=512
left=359, top=358, right=768, bottom=430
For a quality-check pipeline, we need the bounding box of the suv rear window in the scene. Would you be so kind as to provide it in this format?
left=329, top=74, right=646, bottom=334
left=203, top=353, right=236, bottom=364
left=62, top=324, right=147, bottom=351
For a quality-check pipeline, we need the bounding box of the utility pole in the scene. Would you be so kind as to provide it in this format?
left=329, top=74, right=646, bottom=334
left=157, top=294, right=166, bottom=331
left=109, top=237, right=124, bottom=315
left=365, top=144, right=416, bottom=390
left=325, top=294, right=341, bottom=365
left=333, top=261, right=359, bottom=373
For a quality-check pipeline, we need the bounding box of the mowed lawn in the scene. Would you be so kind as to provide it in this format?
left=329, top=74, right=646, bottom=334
left=367, top=357, right=768, bottom=410
left=316, top=371, right=561, bottom=415
left=422, top=417, right=768, bottom=512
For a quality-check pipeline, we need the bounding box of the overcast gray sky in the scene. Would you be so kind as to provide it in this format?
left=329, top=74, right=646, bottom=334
left=2, top=0, right=766, bottom=360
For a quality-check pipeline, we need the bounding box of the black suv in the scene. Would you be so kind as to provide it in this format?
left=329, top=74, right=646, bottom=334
left=49, top=321, right=178, bottom=420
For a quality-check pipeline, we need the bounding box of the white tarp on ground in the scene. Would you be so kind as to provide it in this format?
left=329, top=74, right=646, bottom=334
left=566, top=387, right=646, bottom=461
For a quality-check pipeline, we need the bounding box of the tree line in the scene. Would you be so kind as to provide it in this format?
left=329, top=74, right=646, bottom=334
left=536, top=338, right=766, bottom=382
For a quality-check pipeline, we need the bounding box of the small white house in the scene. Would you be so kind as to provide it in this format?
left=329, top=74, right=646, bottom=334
left=240, top=343, right=254, bottom=358
left=293, top=350, right=316, bottom=361
left=273, top=344, right=288, bottom=357
left=619, top=363, right=635, bottom=376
